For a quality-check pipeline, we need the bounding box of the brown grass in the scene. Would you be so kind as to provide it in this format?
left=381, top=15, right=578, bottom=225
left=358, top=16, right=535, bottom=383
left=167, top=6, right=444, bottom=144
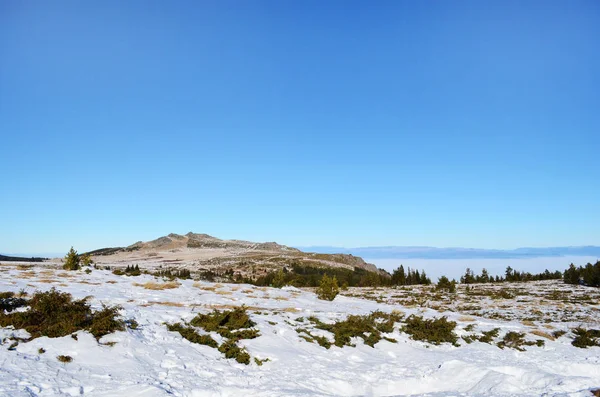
left=215, top=290, right=232, bottom=296
left=15, top=271, right=36, bottom=279
left=458, top=316, right=476, bottom=322
left=530, top=329, right=555, bottom=340
left=36, top=279, right=59, bottom=284
left=134, top=281, right=180, bottom=290
left=141, top=301, right=185, bottom=307
left=521, top=320, right=536, bottom=327
left=16, top=264, right=34, bottom=270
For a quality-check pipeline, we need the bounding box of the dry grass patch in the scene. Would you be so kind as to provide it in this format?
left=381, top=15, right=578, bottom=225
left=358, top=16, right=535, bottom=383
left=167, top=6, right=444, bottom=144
left=215, top=290, right=232, bottom=296
left=241, top=289, right=254, bottom=294
left=530, top=329, right=555, bottom=341
left=458, top=316, right=476, bottom=322
left=78, top=281, right=101, bottom=285
left=141, top=301, right=185, bottom=307
left=15, top=271, right=36, bottom=279
left=16, top=264, right=34, bottom=270
left=521, top=320, right=536, bottom=327
left=272, top=296, right=289, bottom=301
left=56, top=272, right=76, bottom=278
left=282, top=307, right=301, bottom=313
left=36, top=279, right=59, bottom=284
left=134, top=281, right=180, bottom=290
left=543, top=324, right=555, bottom=329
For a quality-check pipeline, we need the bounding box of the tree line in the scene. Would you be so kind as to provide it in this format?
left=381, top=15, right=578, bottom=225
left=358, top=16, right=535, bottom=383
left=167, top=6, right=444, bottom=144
left=563, top=261, right=600, bottom=287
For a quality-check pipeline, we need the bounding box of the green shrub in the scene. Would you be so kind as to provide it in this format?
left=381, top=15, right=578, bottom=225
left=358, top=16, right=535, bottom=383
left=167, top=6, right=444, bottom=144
left=436, top=276, right=456, bottom=293
left=62, top=247, right=80, bottom=271
left=81, top=254, right=93, bottom=267
left=478, top=328, right=500, bottom=344
left=190, top=307, right=258, bottom=339
left=254, top=357, right=270, bottom=366
left=166, top=323, right=218, bottom=348
left=552, top=330, right=567, bottom=338
left=0, top=288, right=124, bottom=340
left=311, top=311, right=403, bottom=348
left=497, top=331, right=538, bottom=351
left=402, top=315, right=458, bottom=345
left=218, top=340, right=250, bottom=364
left=316, top=274, right=339, bottom=301
left=571, top=328, right=600, bottom=348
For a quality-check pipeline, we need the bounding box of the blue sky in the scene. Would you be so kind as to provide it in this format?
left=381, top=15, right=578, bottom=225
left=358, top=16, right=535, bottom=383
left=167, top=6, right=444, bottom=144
left=1, top=1, right=599, bottom=254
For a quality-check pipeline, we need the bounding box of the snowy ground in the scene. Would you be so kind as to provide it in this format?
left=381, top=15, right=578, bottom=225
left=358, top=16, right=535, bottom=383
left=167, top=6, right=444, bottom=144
left=1, top=262, right=599, bottom=397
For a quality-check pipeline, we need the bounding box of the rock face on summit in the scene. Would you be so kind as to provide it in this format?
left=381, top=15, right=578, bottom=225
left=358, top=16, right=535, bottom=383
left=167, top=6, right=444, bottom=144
left=87, top=232, right=382, bottom=276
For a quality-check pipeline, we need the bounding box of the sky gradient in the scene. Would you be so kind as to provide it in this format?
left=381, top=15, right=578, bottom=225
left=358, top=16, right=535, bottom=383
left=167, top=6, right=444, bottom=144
left=1, top=1, right=599, bottom=254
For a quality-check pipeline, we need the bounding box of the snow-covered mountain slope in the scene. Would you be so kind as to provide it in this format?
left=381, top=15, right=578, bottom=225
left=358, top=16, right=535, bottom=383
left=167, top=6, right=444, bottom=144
left=1, top=262, right=599, bottom=397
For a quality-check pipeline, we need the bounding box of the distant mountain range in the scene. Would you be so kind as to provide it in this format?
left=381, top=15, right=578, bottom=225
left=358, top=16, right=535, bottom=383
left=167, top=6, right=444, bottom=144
left=297, top=246, right=600, bottom=260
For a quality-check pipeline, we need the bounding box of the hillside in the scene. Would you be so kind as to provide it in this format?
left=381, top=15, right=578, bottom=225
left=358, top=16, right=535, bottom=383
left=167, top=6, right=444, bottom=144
left=85, top=232, right=384, bottom=279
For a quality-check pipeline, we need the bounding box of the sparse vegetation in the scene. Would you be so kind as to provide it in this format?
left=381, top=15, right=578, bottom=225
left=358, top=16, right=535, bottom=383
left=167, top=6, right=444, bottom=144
left=57, top=355, right=73, bottom=363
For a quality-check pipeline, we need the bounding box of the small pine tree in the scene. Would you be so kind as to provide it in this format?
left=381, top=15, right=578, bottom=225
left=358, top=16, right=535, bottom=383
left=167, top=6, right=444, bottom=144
left=436, top=276, right=456, bottom=293
left=81, top=253, right=93, bottom=266
left=316, top=274, right=339, bottom=301
left=272, top=269, right=286, bottom=288
left=63, top=247, right=80, bottom=271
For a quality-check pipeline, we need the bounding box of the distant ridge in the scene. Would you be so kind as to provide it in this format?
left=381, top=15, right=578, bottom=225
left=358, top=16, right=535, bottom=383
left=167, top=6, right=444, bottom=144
left=298, top=246, right=600, bottom=260
left=84, top=232, right=385, bottom=276
left=0, top=254, right=47, bottom=262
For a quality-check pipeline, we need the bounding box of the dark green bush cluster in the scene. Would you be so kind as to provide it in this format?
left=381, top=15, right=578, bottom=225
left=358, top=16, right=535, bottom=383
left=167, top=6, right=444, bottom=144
left=190, top=307, right=259, bottom=340
left=0, top=292, right=27, bottom=313
left=240, top=263, right=393, bottom=288
left=113, top=264, right=142, bottom=276
left=436, top=276, right=456, bottom=293
left=0, top=288, right=124, bottom=340
left=402, top=315, right=458, bottom=345
left=299, top=311, right=403, bottom=349
left=571, top=327, right=600, bottom=348
left=154, top=268, right=191, bottom=280
left=166, top=323, right=218, bottom=348
left=168, top=307, right=259, bottom=365
left=316, top=275, right=339, bottom=301
left=218, top=340, right=251, bottom=364
left=496, top=331, right=542, bottom=351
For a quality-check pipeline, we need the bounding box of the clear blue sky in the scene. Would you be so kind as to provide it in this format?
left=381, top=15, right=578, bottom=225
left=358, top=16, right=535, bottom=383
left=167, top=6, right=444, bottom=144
left=1, top=1, right=599, bottom=254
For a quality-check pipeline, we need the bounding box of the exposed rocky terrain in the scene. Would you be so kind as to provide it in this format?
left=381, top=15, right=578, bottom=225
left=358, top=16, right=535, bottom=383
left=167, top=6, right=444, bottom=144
left=84, top=232, right=384, bottom=278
